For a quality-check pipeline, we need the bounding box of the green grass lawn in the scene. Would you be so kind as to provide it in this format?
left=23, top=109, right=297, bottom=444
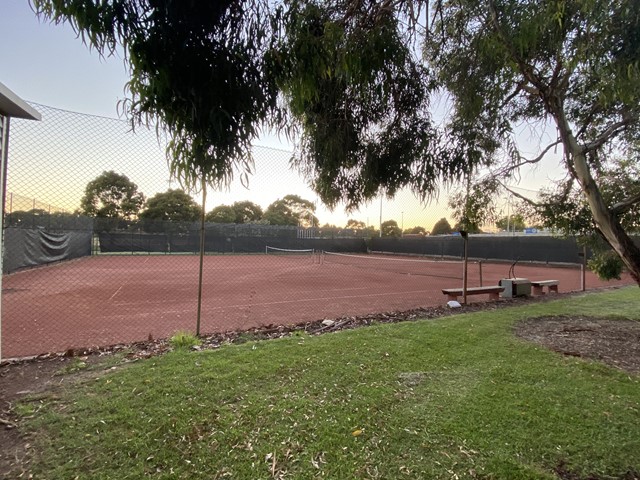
left=17, top=287, right=640, bottom=479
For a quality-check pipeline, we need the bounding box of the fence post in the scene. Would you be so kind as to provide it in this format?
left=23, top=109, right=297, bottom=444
left=581, top=245, right=587, bottom=291
left=196, top=180, right=207, bottom=336
left=461, top=231, right=469, bottom=305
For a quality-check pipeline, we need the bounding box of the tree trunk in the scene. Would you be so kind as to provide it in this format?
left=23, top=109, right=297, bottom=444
left=554, top=108, right=640, bottom=284
left=571, top=150, right=640, bottom=284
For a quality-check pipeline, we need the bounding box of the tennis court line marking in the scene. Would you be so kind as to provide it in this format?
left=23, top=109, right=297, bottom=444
left=205, top=289, right=431, bottom=310
left=109, top=289, right=430, bottom=316
left=108, top=257, right=151, bottom=300
left=109, top=285, right=124, bottom=301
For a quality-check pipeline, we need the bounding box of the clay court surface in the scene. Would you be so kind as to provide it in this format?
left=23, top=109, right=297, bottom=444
left=1, top=253, right=634, bottom=358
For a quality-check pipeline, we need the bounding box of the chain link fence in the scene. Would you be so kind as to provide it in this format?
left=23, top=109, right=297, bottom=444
left=1, top=103, right=634, bottom=359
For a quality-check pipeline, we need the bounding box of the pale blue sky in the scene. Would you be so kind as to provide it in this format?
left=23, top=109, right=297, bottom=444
left=1, top=0, right=130, bottom=117
left=0, top=0, right=557, bottom=231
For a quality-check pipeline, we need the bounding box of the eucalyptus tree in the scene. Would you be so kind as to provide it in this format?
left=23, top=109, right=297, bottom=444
left=381, top=220, right=402, bottom=237
left=33, top=0, right=282, bottom=190
left=139, top=189, right=202, bottom=233
left=205, top=205, right=237, bottom=224
left=231, top=201, right=263, bottom=224
left=263, top=194, right=317, bottom=226
left=422, top=0, right=640, bottom=281
left=431, top=218, right=453, bottom=236
left=80, top=170, right=145, bottom=220
left=276, top=1, right=448, bottom=211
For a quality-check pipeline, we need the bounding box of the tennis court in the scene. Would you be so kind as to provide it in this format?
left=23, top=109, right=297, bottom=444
left=1, top=251, right=633, bottom=358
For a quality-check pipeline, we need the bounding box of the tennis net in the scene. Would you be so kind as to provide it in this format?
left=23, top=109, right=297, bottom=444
left=322, top=251, right=465, bottom=279
left=265, top=246, right=315, bottom=256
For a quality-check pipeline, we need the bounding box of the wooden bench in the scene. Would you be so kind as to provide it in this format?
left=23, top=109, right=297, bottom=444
left=442, top=286, right=504, bottom=302
left=530, top=280, right=559, bottom=295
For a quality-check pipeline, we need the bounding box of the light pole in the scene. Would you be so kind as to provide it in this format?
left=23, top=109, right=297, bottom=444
left=379, top=194, right=383, bottom=237
left=401, top=211, right=404, bottom=236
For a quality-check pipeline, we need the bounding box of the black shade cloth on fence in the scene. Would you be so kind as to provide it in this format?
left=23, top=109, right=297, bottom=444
left=369, top=235, right=586, bottom=264
left=98, top=230, right=368, bottom=254
left=97, top=232, right=169, bottom=252
left=3, top=227, right=93, bottom=273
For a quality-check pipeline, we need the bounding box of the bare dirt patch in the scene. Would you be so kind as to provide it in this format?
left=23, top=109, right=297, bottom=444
left=0, top=356, right=71, bottom=477
left=515, top=315, right=640, bottom=373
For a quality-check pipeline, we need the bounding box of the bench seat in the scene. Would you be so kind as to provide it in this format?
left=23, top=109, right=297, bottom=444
left=442, top=286, right=504, bottom=302
left=530, top=280, right=559, bottom=295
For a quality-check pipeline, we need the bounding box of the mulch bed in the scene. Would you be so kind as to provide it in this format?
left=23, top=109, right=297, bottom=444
left=514, top=315, right=640, bottom=373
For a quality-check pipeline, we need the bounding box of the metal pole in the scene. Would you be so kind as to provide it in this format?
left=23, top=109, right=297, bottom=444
left=196, top=178, right=207, bottom=336
left=479, top=260, right=483, bottom=287
left=401, top=211, right=404, bottom=236
left=0, top=116, right=9, bottom=362
left=379, top=195, right=382, bottom=237
left=462, top=231, right=469, bottom=305
left=506, top=193, right=511, bottom=233
left=581, top=245, right=587, bottom=291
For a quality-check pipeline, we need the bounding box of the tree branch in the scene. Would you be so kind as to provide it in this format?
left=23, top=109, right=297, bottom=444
left=492, top=140, right=562, bottom=177
left=582, top=113, right=637, bottom=153
left=611, top=191, right=640, bottom=215
left=500, top=84, right=524, bottom=108
left=486, top=0, right=547, bottom=95
left=498, top=181, right=540, bottom=207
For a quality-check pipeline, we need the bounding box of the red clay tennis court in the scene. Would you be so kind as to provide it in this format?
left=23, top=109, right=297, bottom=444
left=1, top=252, right=633, bottom=358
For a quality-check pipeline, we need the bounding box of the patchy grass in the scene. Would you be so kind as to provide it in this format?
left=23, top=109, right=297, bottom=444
left=16, top=287, right=640, bottom=479
left=53, top=358, right=89, bottom=376
left=169, top=331, right=201, bottom=350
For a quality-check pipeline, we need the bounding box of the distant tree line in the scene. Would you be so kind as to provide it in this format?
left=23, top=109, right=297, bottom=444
left=8, top=171, right=474, bottom=237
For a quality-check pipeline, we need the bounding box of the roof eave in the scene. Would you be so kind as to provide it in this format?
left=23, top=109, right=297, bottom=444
left=0, top=82, right=41, bottom=121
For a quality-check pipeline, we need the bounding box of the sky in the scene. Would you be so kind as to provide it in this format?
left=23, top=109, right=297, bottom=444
left=0, top=0, right=562, bottom=231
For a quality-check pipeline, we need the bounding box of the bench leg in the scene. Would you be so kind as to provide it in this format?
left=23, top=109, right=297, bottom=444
left=488, top=292, right=499, bottom=301
left=532, top=285, right=543, bottom=296
left=446, top=294, right=459, bottom=301
left=549, top=285, right=558, bottom=294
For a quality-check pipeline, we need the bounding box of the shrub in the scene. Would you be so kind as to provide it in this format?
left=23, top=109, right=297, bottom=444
left=170, top=331, right=201, bottom=350
left=588, top=250, right=624, bottom=280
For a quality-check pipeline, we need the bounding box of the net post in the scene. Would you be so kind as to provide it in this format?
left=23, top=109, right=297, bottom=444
left=479, top=260, right=483, bottom=287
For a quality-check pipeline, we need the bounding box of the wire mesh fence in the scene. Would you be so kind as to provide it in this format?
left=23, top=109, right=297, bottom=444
left=1, top=103, right=635, bottom=359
